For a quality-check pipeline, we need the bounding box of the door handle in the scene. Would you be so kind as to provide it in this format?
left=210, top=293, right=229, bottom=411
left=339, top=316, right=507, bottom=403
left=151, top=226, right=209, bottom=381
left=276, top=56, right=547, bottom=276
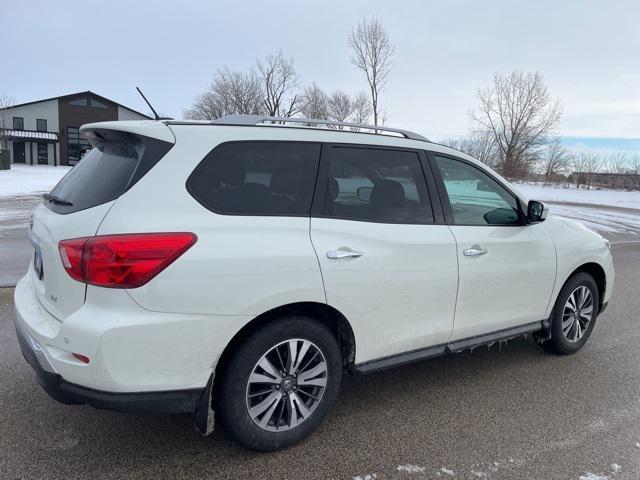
left=463, top=247, right=488, bottom=256
left=327, top=248, right=363, bottom=259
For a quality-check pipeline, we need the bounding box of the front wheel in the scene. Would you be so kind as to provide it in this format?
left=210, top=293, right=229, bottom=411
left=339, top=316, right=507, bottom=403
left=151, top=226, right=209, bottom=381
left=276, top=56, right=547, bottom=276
left=215, top=316, right=342, bottom=451
left=545, top=272, right=600, bottom=355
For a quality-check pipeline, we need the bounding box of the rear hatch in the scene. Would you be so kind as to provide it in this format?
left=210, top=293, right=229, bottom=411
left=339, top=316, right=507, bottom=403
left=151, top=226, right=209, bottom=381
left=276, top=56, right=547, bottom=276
left=29, top=124, right=174, bottom=321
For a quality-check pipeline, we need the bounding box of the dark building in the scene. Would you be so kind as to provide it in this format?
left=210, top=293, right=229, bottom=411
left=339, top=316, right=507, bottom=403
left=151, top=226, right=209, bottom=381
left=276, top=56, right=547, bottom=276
left=0, top=91, right=150, bottom=166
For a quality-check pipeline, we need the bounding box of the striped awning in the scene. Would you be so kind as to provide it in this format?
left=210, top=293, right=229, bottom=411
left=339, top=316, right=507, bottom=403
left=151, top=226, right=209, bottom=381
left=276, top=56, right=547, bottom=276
left=1, top=129, right=58, bottom=142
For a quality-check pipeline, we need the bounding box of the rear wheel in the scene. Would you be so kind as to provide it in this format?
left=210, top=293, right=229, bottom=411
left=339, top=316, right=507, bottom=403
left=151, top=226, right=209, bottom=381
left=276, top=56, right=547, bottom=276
left=545, top=272, right=600, bottom=355
left=216, top=316, right=342, bottom=451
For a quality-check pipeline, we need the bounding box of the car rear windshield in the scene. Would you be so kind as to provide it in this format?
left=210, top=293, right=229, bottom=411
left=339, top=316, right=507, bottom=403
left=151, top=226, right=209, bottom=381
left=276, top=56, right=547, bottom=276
left=45, top=133, right=173, bottom=214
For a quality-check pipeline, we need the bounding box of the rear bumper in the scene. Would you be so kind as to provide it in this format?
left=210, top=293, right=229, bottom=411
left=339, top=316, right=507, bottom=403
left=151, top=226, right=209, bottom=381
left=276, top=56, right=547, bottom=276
left=15, top=316, right=204, bottom=414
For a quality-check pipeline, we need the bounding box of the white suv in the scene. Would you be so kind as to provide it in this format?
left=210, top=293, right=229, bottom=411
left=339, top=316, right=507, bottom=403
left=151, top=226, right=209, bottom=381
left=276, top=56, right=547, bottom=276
left=14, top=116, right=614, bottom=451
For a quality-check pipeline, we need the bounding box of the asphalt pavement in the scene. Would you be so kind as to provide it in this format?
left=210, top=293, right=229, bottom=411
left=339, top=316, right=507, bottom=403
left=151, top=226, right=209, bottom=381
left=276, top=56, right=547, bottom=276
left=1, top=241, right=639, bottom=479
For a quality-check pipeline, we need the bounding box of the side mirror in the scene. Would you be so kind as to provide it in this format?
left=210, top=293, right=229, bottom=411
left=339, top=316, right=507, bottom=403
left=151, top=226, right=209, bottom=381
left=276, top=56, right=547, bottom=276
left=356, top=186, right=372, bottom=203
left=527, top=200, right=548, bottom=223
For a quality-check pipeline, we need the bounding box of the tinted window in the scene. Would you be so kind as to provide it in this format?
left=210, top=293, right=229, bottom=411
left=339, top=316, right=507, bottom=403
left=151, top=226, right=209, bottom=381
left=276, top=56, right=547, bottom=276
left=37, top=119, right=47, bottom=131
left=37, top=143, right=48, bottom=164
left=89, top=99, right=108, bottom=109
left=69, top=98, right=88, bottom=107
left=13, top=117, right=23, bottom=130
left=434, top=156, right=521, bottom=226
left=187, top=142, right=321, bottom=215
left=67, top=127, right=91, bottom=163
left=48, top=142, right=139, bottom=214
left=322, top=147, right=433, bottom=223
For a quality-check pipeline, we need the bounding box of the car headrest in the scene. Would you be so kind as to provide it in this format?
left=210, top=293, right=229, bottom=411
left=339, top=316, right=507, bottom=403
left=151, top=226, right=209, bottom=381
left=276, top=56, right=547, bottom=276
left=328, top=177, right=340, bottom=201
left=369, top=179, right=405, bottom=213
left=270, top=167, right=300, bottom=196
left=215, top=161, right=246, bottom=187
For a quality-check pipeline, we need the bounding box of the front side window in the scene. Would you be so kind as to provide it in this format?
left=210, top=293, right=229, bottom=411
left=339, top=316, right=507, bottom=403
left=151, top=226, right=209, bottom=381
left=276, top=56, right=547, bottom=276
left=187, top=142, right=321, bottom=215
left=37, top=119, right=47, bottom=131
left=13, top=117, right=24, bottom=130
left=322, top=147, right=433, bottom=223
left=434, top=155, right=521, bottom=226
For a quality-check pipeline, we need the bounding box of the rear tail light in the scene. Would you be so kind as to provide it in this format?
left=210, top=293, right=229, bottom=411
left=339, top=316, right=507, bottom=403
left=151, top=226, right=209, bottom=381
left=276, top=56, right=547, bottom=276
left=58, top=233, right=197, bottom=288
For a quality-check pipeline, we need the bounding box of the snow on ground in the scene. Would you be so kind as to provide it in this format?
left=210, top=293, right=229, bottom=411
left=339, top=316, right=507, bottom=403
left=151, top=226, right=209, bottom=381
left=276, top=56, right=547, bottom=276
left=579, top=473, right=609, bottom=480
left=548, top=204, right=640, bottom=235
left=514, top=182, right=640, bottom=236
left=396, top=464, right=426, bottom=473
left=515, top=182, right=640, bottom=209
left=0, top=165, right=70, bottom=197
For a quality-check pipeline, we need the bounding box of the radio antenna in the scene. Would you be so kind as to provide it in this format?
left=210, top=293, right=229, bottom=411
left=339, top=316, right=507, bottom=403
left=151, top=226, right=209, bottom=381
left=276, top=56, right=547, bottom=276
left=136, top=87, right=172, bottom=120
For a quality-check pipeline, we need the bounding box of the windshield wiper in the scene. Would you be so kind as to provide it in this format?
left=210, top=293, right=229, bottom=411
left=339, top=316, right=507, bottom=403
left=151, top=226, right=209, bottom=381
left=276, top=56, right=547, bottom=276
left=43, top=193, right=73, bottom=206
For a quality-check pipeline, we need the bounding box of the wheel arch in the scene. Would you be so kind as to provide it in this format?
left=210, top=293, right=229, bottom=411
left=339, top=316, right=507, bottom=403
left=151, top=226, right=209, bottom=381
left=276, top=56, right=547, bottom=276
left=213, top=302, right=356, bottom=393
left=564, top=262, right=606, bottom=313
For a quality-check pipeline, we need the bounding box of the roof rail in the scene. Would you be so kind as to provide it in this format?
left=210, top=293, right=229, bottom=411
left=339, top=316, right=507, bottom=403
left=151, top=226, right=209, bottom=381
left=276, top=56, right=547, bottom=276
left=207, top=115, right=430, bottom=142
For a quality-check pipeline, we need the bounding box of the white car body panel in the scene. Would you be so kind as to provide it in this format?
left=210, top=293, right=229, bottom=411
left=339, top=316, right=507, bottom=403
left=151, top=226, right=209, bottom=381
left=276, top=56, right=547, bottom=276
left=13, top=119, right=615, bottom=405
left=310, top=218, right=458, bottom=362
left=541, top=216, right=615, bottom=313
left=448, top=223, right=557, bottom=340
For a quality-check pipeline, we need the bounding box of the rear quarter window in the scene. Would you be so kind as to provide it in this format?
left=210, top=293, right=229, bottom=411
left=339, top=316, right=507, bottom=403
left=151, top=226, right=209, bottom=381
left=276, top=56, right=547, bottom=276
left=186, top=142, right=321, bottom=216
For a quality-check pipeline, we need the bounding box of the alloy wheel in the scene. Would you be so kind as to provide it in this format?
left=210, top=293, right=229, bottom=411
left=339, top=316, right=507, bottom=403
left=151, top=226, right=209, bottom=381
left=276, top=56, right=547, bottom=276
left=561, top=286, right=594, bottom=343
left=246, top=339, right=328, bottom=432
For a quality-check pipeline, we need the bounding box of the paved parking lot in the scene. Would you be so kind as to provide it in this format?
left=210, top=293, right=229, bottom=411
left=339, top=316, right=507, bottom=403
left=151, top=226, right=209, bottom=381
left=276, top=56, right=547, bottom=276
left=1, top=242, right=639, bottom=479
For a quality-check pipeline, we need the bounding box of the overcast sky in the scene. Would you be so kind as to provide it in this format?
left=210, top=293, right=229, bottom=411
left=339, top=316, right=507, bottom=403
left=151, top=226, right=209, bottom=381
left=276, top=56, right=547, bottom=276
left=4, top=0, right=639, bottom=147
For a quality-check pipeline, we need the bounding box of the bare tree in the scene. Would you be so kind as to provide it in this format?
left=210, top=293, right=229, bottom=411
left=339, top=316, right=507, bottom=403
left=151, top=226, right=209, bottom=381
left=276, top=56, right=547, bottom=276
left=257, top=51, right=301, bottom=118
left=628, top=153, right=640, bottom=191
left=0, top=94, right=15, bottom=152
left=348, top=17, right=395, bottom=127
left=605, top=151, right=629, bottom=189
left=540, top=138, right=572, bottom=182
left=470, top=70, right=562, bottom=179
left=327, top=91, right=354, bottom=124
left=350, top=91, right=372, bottom=127
left=301, top=84, right=329, bottom=120
left=442, top=131, right=499, bottom=169
left=184, top=68, right=263, bottom=120
left=573, top=151, right=602, bottom=189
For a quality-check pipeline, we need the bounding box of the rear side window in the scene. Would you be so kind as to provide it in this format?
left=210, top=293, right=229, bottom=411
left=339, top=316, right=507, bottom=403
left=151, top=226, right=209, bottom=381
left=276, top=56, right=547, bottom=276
left=187, top=142, right=321, bottom=216
left=322, top=147, right=433, bottom=224
left=46, top=133, right=173, bottom=215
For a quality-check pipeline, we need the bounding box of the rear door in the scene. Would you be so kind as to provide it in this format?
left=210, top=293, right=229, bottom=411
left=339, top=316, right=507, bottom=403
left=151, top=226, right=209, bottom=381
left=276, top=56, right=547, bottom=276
left=429, top=153, right=556, bottom=340
left=310, top=145, right=458, bottom=364
left=29, top=129, right=173, bottom=320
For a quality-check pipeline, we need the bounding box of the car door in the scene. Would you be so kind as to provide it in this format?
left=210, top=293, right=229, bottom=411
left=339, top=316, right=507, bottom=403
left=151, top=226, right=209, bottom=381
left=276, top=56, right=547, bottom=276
left=429, top=153, right=556, bottom=341
left=310, top=145, right=458, bottom=364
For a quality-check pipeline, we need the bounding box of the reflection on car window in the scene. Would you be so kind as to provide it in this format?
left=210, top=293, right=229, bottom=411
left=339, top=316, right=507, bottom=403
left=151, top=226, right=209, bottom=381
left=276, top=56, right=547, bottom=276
left=434, top=156, right=521, bottom=226
left=322, top=147, right=433, bottom=223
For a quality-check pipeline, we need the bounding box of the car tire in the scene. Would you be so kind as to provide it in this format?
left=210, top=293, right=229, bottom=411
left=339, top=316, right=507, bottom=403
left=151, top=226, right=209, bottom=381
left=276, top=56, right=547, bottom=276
left=215, top=315, right=342, bottom=451
left=545, top=272, right=600, bottom=355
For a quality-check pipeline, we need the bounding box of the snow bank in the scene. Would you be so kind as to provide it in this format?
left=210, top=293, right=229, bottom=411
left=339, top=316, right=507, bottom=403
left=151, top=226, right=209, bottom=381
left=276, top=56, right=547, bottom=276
left=0, top=165, right=71, bottom=197
left=515, top=182, right=640, bottom=209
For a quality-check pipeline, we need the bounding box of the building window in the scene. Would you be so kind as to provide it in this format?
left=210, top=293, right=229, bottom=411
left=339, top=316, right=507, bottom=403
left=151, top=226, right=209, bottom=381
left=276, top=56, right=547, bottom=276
left=69, top=97, right=108, bottom=109
left=67, top=127, right=91, bottom=163
left=37, top=143, right=48, bottom=165
left=69, top=98, right=88, bottom=107
left=13, top=117, right=24, bottom=130
left=89, top=99, right=108, bottom=109
left=37, top=119, right=47, bottom=132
